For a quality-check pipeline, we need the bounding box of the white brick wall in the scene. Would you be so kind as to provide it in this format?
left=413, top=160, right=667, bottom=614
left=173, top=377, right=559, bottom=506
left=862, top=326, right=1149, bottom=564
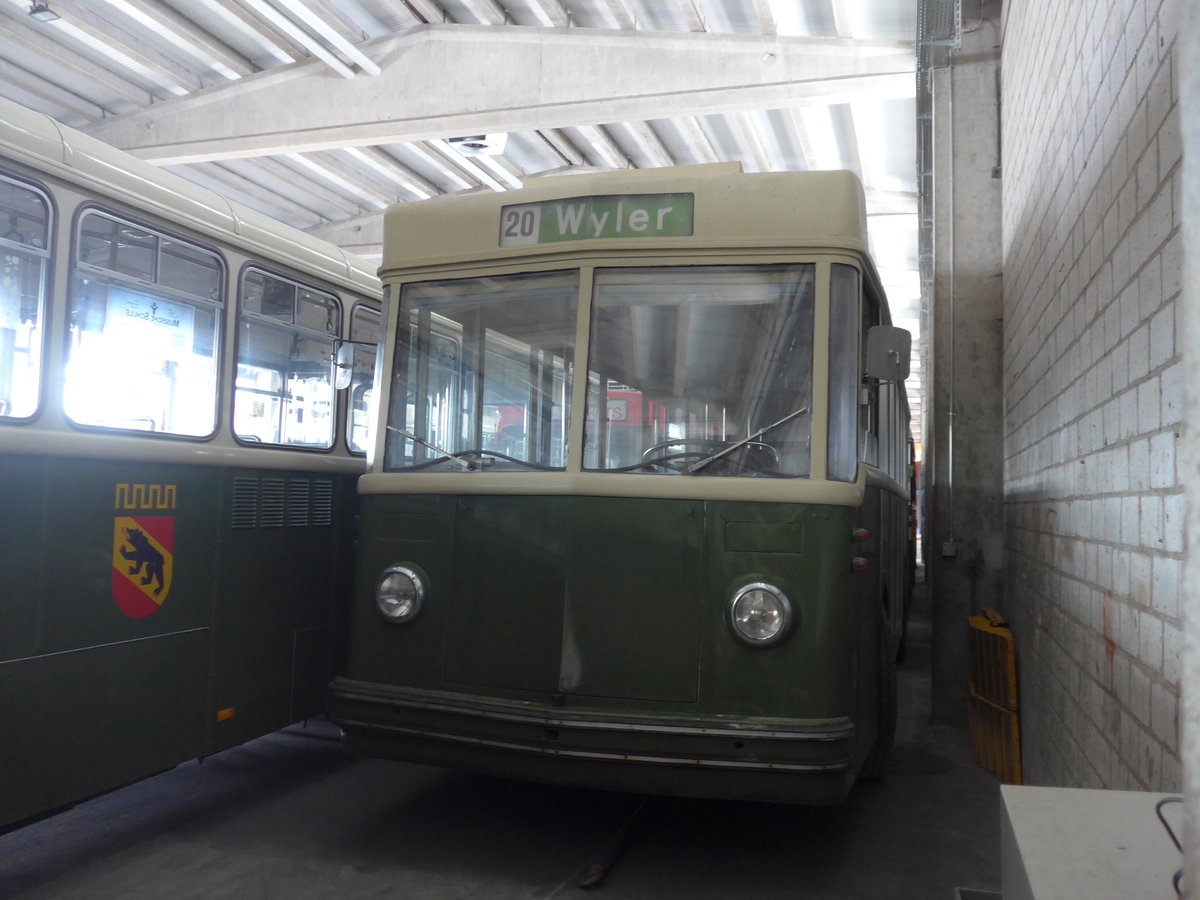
left=1001, top=0, right=1182, bottom=790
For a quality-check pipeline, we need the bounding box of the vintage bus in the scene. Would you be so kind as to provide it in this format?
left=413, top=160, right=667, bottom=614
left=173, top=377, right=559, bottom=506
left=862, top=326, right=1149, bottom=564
left=327, top=164, right=914, bottom=804
left=0, top=97, right=380, bottom=830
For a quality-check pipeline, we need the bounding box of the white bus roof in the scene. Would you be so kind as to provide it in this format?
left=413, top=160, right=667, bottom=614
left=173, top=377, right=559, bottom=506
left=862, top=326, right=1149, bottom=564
left=0, top=96, right=379, bottom=296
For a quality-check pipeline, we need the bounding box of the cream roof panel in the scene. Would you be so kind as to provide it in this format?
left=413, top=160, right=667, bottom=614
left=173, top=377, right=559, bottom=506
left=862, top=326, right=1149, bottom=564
left=382, top=164, right=870, bottom=273
left=0, top=97, right=379, bottom=295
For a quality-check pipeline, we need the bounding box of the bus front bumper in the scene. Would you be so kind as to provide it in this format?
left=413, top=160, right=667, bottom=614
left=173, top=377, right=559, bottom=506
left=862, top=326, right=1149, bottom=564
left=326, top=678, right=859, bottom=804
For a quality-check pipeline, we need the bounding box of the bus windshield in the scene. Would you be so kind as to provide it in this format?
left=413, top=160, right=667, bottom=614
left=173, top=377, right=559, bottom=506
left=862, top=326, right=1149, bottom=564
left=585, top=264, right=815, bottom=477
left=384, top=270, right=578, bottom=472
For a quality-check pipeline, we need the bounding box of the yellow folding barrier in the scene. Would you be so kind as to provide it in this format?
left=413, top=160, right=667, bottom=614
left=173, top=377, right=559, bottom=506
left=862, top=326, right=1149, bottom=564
left=968, top=609, right=1022, bottom=783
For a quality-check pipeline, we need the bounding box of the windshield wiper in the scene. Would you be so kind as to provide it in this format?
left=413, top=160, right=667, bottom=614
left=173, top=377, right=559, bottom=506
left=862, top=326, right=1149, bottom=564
left=386, top=425, right=472, bottom=470
left=686, top=406, right=809, bottom=474
left=386, top=430, right=559, bottom=471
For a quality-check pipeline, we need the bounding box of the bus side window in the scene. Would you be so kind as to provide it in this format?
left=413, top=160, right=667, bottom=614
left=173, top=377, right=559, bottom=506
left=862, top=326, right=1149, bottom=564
left=0, top=175, right=51, bottom=421
left=234, top=268, right=342, bottom=448
left=65, top=210, right=224, bottom=436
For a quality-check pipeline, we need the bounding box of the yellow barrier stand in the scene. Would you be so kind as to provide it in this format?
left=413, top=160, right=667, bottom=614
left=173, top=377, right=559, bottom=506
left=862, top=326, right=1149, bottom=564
left=968, top=608, right=1022, bottom=784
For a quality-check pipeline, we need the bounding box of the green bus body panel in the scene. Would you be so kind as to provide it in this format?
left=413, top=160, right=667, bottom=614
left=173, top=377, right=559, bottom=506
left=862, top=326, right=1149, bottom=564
left=434, top=496, right=704, bottom=701
left=562, top=498, right=703, bottom=702
left=0, top=633, right=208, bottom=826
left=336, top=493, right=866, bottom=802
left=39, top=459, right=218, bottom=653
left=0, top=452, right=356, bottom=830
left=211, top=478, right=352, bottom=747
left=445, top=497, right=568, bottom=693
left=347, top=494, right=855, bottom=715
left=704, top=501, right=855, bottom=720
left=0, top=455, right=48, bottom=664
left=333, top=494, right=878, bottom=801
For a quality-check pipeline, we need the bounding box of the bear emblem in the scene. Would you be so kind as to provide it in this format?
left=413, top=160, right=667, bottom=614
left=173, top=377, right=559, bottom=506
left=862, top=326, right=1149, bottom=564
left=120, top=527, right=165, bottom=595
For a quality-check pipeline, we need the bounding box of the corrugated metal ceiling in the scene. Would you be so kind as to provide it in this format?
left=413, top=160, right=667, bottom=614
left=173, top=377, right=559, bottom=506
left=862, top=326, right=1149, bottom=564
left=0, top=0, right=923, bottom=432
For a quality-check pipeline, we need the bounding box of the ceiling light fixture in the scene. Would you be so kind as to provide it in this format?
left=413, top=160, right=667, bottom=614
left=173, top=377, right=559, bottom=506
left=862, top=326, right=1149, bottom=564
left=448, top=134, right=509, bottom=157
left=28, top=3, right=61, bottom=21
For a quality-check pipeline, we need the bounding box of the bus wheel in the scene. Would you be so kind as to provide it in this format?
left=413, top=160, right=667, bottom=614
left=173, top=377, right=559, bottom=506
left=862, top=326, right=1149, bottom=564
left=860, top=606, right=898, bottom=780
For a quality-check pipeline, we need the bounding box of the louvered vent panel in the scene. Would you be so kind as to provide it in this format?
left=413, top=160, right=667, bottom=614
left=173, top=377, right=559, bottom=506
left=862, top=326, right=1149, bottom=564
left=311, top=479, right=334, bottom=526
left=260, top=478, right=286, bottom=527
left=231, top=477, right=259, bottom=529
left=287, top=479, right=311, bottom=527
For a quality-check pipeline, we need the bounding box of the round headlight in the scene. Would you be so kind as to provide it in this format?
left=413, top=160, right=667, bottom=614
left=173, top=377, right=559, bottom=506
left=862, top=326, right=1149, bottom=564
left=375, top=565, right=425, bottom=624
left=728, top=582, right=793, bottom=647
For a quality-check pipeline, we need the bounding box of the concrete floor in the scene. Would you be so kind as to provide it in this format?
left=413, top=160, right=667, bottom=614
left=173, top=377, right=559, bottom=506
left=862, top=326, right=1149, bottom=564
left=0, top=587, right=1003, bottom=899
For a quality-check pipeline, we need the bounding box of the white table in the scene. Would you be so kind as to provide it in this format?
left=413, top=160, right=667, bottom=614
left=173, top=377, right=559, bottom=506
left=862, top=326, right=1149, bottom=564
left=1000, top=784, right=1182, bottom=899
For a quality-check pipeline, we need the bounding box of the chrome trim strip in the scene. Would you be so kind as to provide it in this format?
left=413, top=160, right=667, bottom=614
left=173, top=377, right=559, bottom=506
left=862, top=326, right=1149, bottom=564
left=336, top=716, right=852, bottom=774
left=0, top=627, right=210, bottom=667
left=329, top=684, right=854, bottom=743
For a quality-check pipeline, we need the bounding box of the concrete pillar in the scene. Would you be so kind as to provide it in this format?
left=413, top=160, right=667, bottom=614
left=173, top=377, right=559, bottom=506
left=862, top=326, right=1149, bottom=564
left=1176, top=1, right=1199, bottom=885
left=925, top=1, right=1005, bottom=725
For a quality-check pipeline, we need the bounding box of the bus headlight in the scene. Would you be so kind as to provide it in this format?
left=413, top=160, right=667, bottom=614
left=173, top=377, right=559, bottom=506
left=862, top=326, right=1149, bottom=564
left=375, top=565, right=425, bottom=624
left=728, top=582, right=793, bottom=647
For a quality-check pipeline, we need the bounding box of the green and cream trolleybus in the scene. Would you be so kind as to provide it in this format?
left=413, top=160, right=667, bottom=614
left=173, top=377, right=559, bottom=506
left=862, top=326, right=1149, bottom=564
left=327, top=163, right=914, bottom=804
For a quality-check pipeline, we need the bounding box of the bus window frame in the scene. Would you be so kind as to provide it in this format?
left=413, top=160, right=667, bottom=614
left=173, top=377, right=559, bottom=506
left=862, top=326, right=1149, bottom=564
left=233, top=264, right=344, bottom=452
left=860, top=281, right=882, bottom=467
left=64, top=205, right=226, bottom=441
left=582, top=262, right=818, bottom=478
left=827, top=262, right=862, bottom=484
left=0, top=169, right=53, bottom=425
left=346, top=302, right=381, bottom=457
left=383, top=269, right=578, bottom=473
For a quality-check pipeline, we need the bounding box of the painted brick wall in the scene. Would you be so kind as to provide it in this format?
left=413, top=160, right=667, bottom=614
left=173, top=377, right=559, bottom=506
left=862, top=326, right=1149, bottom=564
left=1001, top=0, right=1182, bottom=789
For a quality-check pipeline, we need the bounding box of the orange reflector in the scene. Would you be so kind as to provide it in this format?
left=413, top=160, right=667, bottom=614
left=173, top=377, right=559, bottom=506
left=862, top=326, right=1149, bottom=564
left=217, top=707, right=236, bottom=722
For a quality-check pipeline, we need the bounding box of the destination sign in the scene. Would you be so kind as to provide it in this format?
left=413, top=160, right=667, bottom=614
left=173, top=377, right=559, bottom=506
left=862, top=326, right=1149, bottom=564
left=499, top=193, right=694, bottom=247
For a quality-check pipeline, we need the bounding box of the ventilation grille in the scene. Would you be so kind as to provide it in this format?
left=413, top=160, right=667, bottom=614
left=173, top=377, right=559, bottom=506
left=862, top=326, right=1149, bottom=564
left=312, top=479, right=334, bottom=526
left=260, top=478, right=286, bottom=527
left=232, top=477, right=259, bottom=529
left=287, top=479, right=310, bottom=526
left=230, top=476, right=334, bottom=529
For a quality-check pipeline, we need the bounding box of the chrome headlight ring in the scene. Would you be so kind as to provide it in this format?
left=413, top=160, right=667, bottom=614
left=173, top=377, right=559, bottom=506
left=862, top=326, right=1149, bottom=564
left=727, top=581, right=794, bottom=647
left=375, top=564, right=426, bottom=624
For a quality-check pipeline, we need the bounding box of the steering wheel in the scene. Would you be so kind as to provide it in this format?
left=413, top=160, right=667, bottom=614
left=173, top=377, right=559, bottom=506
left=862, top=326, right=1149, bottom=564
left=641, top=438, right=781, bottom=474
left=641, top=438, right=724, bottom=458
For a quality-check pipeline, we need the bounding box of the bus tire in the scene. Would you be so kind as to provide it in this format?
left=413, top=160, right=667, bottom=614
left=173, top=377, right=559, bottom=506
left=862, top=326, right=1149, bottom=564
left=860, top=606, right=898, bottom=781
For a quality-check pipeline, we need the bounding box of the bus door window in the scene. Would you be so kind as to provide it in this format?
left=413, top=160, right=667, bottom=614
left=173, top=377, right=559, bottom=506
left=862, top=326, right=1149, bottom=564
left=860, top=284, right=882, bottom=467
left=385, top=271, right=577, bottom=472
left=65, top=211, right=223, bottom=435
left=234, top=269, right=341, bottom=448
left=0, top=175, right=50, bottom=420
left=347, top=304, right=380, bottom=454
left=828, top=264, right=860, bottom=482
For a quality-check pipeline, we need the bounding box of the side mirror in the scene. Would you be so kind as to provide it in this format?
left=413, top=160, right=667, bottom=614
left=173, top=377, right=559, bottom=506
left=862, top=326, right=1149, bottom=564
left=865, top=325, right=912, bottom=382
left=333, top=341, right=356, bottom=390
left=333, top=340, right=379, bottom=390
